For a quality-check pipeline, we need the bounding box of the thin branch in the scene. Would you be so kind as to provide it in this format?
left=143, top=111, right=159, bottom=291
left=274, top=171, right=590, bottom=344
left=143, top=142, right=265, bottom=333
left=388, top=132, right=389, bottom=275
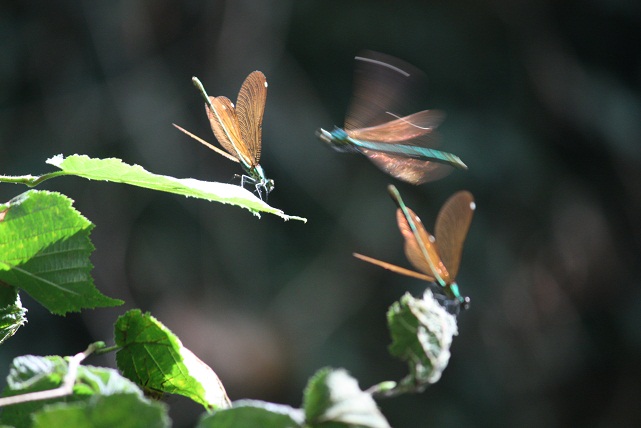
left=95, top=344, right=120, bottom=355
left=0, top=342, right=104, bottom=407
left=0, top=171, right=68, bottom=187
left=367, top=379, right=428, bottom=399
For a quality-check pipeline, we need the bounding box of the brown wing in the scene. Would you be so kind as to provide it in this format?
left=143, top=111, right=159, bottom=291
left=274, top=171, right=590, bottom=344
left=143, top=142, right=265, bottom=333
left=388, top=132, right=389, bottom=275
left=435, top=191, right=475, bottom=280
left=353, top=253, right=434, bottom=281
left=396, top=208, right=452, bottom=284
left=345, top=51, right=424, bottom=132
left=360, top=149, right=452, bottom=184
left=236, top=71, right=267, bottom=165
left=347, top=110, right=444, bottom=143
left=206, top=96, right=251, bottom=166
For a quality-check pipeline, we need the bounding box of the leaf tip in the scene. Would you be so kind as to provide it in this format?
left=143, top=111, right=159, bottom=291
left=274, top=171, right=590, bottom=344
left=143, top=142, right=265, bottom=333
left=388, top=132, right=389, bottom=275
left=282, top=214, right=307, bottom=223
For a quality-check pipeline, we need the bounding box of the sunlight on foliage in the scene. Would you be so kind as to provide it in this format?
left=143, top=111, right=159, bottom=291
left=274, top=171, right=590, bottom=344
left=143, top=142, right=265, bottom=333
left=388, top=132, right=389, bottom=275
left=304, top=367, right=390, bottom=428
left=115, top=310, right=231, bottom=410
left=387, top=291, right=458, bottom=389
left=47, top=155, right=306, bottom=221
left=197, top=400, right=304, bottom=428
left=0, top=190, right=122, bottom=315
left=0, top=355, right=168, bottom=427
left=0, top=285, right=27, bottom=344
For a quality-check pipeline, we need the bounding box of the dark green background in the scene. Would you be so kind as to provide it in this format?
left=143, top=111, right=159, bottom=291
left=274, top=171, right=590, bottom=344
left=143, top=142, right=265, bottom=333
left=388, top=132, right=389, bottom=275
left=1, top=1, right=640, bottom=426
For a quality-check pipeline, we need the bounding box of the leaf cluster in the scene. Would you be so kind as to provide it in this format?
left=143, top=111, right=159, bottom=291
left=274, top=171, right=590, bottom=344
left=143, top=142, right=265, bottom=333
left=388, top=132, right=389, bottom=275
left=0, top=155, right=458, bottom=427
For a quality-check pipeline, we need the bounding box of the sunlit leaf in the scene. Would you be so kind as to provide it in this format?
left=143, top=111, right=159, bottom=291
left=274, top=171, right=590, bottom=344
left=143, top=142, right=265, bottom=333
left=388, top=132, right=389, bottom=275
left=303, top=367, right=390, bottom=428
left=0, top=355, right=156, bottom=427
left=31, top=393, right=169, bottom=428
left=114, top=310, right=230, bottom=410
left=197, top=400, right=303, bottom=428
left=0, top=190, right=122, bottom=315
left=46, top=155, right=304, bottom=221
left=0, top=285, right=27, bottom=344
left=387, top=291, right=458, bottom=389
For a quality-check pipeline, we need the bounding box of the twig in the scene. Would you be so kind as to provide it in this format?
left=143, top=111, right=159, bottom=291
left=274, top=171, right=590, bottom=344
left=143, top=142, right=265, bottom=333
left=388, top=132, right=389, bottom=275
left=0, top=171, right=67, bottom=187
left=0, top=341, right=104, bottom=407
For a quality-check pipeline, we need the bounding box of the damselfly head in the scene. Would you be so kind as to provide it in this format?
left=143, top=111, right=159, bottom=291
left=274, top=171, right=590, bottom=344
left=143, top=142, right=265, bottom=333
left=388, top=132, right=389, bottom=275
left=317, top=127, right=357, bottom=153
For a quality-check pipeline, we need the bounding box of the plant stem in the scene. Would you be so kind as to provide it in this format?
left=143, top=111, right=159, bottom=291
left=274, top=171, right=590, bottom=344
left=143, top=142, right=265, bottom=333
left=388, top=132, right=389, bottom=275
left=0, top=341, right=103, bottom=408
left=0, top=171, right=68, bottom=187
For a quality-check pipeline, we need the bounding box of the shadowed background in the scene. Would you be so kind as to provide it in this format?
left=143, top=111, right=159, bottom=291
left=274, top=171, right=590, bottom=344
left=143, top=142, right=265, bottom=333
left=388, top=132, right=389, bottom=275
left=1, top=0, right=640, bottom=426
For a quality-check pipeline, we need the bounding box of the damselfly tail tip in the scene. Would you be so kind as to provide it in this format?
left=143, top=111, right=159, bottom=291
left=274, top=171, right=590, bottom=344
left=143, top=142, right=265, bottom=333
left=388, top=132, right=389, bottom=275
left=456, top=157, right=468, bottom=170
left=387, top=185, right=407, bottom=211
left=172, top=123, right=190, bottom=136
left=387, top=184, right=400, bottom=198
left=191, top=76, right=209, bottom=97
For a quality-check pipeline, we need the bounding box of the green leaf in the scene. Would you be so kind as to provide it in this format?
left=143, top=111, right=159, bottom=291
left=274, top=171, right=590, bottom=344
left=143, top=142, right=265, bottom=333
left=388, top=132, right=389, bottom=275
left=0, top=355, right=156, bottom=427
left=0, top=284, right=27, bottom=344
left=114, top=309, right=230, bottom=410
left=197, top=400, right=303, bottom=428
left=303, top=368, right=390, bottom=428
left=46, top=154, right=306, bottom=221
left=0, top=191, right=122, bottom=315
left=31, top=393, right=170, bottom=428
left=0, top=355, right=69, bottom=427
left=5, top=355, right=67, bottom=392
left=387, top=291, right=458, bottom=391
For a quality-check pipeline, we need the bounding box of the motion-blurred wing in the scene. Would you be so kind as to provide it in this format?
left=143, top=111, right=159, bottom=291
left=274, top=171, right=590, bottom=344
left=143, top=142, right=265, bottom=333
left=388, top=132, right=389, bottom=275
left=345, top=50, right=425, bottom=132
left=347, top=110, right=443, bottom=143
left=361, top=150, right=453, bottom=184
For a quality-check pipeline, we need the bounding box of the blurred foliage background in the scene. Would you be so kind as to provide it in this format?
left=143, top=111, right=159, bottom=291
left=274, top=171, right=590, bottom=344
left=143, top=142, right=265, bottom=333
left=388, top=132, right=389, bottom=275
left=1, top=0, right=640, bottom=426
